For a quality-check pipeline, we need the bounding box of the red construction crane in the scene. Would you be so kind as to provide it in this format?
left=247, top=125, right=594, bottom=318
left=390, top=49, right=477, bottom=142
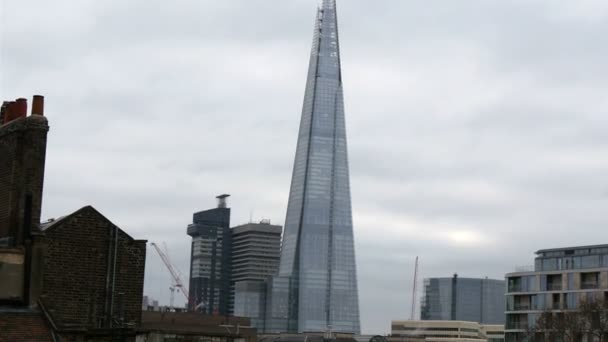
left=151, top=242, right=188, bottom=309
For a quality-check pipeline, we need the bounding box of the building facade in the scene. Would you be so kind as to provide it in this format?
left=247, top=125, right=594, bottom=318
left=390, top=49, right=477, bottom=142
left=505, top=245, right=608, bottom=341
left=421, top=275, right=506, bottom=325
left=390, top=320, right=504, bottom=342
left=40, top=206, right=147, bottom=339
left=0, top=96, right=47, bottom=246
left=265, top=0, right=361, bottom=334
left=232, top=221, right=282, bottom=329
left=187, top=195, right=232, bottom=315
left=0, top=95, right=147, bottom=341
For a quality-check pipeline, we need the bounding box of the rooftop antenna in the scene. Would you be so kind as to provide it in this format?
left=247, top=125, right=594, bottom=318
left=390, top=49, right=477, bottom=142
left=410, top=256, right=419, bottom=320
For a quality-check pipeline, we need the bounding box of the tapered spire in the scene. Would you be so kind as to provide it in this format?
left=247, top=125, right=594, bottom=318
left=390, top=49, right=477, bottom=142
left=270, top=0, right=360, bottom=334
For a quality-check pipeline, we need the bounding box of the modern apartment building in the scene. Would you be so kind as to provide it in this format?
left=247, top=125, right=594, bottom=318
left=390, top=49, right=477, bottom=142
left=505, top=244, right=608, bottom=341
left=187, top=195, right=232, bottom=315
left=232, top=221, right=281, bottom=328
left=421, top=275, right=506, bottom=324
left=390, top=320, right=504, bottom=342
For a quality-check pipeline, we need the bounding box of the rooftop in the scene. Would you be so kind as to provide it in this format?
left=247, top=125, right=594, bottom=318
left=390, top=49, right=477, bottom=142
left=536, top=244, right=608, bottom=255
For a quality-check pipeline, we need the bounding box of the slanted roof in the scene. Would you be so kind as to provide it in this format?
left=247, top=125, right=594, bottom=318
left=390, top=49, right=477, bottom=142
left=40, top=205, right=144, bottom=242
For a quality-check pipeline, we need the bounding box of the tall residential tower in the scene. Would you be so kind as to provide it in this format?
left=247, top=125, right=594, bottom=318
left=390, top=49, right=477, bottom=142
left=266, top=0, right=360, bottom=334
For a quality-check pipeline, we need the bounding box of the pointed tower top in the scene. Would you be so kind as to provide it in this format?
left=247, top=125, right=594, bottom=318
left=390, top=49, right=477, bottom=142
left=322, top=0, right=336, bottom=8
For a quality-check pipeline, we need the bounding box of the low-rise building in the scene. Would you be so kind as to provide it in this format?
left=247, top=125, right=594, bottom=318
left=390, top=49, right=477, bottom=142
left=505, top=244, right=608, bottom=341
left=390, top=320, right=504, bottom=342
left=0, top=95, right=147, bottom=342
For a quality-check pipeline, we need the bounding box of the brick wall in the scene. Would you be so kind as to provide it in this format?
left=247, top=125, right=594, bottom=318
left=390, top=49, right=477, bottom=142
left=0, top=311, right=53, bottom=342
left=41, top=206, right=146, bottom=330
left=0, top=114, right=49, bottom=243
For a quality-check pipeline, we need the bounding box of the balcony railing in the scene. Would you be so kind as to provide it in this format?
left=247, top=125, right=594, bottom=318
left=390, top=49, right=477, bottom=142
left=581, top=281, right=599, bottom=290
left=506, top=322, right=528, bottom=330
left=508, top=285, right=523, bottom=292
left=547, top=283, right=562, bottom=291
left=514, top=304, right=531, bottom=310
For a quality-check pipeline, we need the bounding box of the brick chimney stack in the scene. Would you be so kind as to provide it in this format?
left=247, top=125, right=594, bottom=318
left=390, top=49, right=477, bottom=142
left=0, top=95, right=50, bottom=245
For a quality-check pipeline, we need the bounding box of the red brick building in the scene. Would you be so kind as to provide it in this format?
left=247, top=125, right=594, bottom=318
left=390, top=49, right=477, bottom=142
left=0, top=96, right=147, bottom=342
left=40, top=206, right=147, bottom=341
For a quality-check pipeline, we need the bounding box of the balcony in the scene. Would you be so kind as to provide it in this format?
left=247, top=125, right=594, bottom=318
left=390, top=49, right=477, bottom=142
left=513, top=304, right=531, bottom=311
left=508, top=285, right=523, bottom=293
left=506, top=322, right=528, bottom=330
left=547, top=283, right=562, bottom=291
left=581, top=281, right=599, bottom=290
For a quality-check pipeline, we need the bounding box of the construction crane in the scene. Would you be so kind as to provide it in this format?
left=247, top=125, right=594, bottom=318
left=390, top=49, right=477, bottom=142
left=410, top=256, right=419, bottom=320
left=151, top=242, right=188, bottom=310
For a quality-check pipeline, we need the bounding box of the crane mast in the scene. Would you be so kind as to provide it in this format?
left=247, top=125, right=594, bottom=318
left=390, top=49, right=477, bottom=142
left=151, top=243, right=189, bottom=306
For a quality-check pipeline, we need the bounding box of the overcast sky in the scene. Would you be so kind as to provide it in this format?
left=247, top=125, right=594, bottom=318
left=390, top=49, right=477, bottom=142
left=3, top=0, right=608, bottom=334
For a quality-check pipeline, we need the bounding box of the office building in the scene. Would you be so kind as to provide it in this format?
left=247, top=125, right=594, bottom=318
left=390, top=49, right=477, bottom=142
left=187, top=195, right=232, bottom=315
left=390, top=320, right=504, bottom=342
left=265, top=0, right=360, bottom=334
left=505, top=245, right=608, bottom=342
left=421, top=275, right=506, bottom=324
left=232, top=221, right=282, bottom=329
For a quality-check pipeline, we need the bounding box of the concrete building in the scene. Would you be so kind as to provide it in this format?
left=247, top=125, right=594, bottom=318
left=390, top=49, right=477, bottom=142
left=187, top=195, right=232, bottom=315
left=505, top=244, right=608, bottom=341
left=421, top=275, right=506, bottom=325
left=232, top=221, right=282, bottom=329
left=390, top=320, right=504, bottom=342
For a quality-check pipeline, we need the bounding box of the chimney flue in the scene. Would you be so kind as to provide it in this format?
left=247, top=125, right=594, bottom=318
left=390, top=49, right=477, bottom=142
left=0, top=102, right=8, bottom=124
left=15, top=98, right=27, bottom=119
left=4, top=101, right=16, bottom=123
left=31, top=95, right=44, bottom=116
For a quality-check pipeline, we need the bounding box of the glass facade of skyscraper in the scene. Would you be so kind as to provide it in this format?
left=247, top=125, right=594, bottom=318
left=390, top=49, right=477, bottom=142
left=266, top=0, right=360, bottom=334
left=421, top=275, right=506, bottom=325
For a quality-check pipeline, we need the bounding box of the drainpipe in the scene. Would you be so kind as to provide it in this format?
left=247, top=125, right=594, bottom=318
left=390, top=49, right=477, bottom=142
left=104, top=225, right=114, bottom=326
left=109, top=225, right=118, bottom=327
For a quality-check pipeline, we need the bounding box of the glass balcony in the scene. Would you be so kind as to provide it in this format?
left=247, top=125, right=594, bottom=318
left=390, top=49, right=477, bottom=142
left=508, top=286, right=522, bottom=293
left=513, top=304, right=531, bottom=310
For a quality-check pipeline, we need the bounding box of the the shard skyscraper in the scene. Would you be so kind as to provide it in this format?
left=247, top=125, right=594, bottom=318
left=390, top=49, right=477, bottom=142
left=265, top=0, right=360, bottom=334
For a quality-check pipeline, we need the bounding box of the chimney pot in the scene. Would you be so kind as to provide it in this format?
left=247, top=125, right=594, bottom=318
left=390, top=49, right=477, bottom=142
left=15, top=98, right=28, bottom=119
left=4, top=101, right=16, bottom=124
left=32, top=95, right=44, bottom=116
left=0, top=102, right=8, bottom=124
